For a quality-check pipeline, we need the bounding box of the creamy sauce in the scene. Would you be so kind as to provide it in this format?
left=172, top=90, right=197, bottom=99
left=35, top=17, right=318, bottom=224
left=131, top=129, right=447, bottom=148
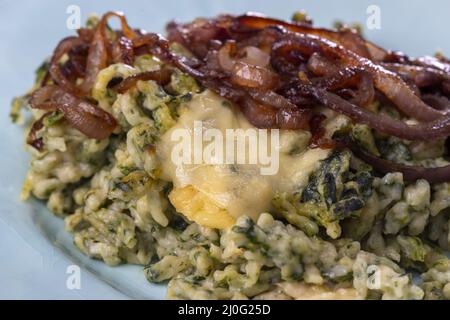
left=157, top=90, right=330, bottom=225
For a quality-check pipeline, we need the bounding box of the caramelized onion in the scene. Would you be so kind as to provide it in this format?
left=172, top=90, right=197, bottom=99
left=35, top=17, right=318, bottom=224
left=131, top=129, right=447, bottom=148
left=315, top=67, right=374, bottom=107
left=235, top=13, right=372, bottom=58
left=200, top=78, right=247, bottom=102
left=306, top=52, right=340, bottom=76
left=81, top=12, right=137, bottom=94
left=443, top=81, right=450, bottom=96
left=79, top=21, right=109, bottom=94
left=276, top=107, right=312, bottom=129
left=272, top=33, right=446, bottom=121
left=309, top=113, right=335, bottom=149
left=277, top=81, right=317, bottom=107
left=112, top=36, right=135, bottom=65
left=240, top=98, right=278, bottom=128
left=217, top=41, right=278, bottom=89
left=26, top=113, right=50, bottom=151
left=49, top=11, right=137, bottom=96
left=233, top=27, right=282, bottom=53
left=381, top=63, right=449, bottom=88
left=30, top=85, right=61, bottom=110
left=30, top=86, right=116, bottom=139
left=217, top=41, right=237, bottom=71
left=77, top=28, right=94, bottom=42
left=49, top=36, right=86, bottom=95
left=202, top=76, right=310, bottom=129
left=114, top=68, right=173, bottom=93
left=26, top=11, right=450, bottom=180
left=303, top=84, right=450, bottom=140
left=230, top=61, right=278, bottom=89
left=133, top=33, right=207, bottom=79
left=60, top=42, right=89, bottom=83
left=422, top=94, right=450, bottom=112
left=58, top=98, right=116, bottom=139
left=166, top=16, right=232, bottom=58
left=109, top=11, right=137, bottom=40
left=240, top=97, right=310, bottom=129
left=247, top=89, right=298, bottom=109
left=340, top=137, right=450, bottom=183
left=240, top=46, right=270, bottom=67
left=414, top=56, right=450, bottom=73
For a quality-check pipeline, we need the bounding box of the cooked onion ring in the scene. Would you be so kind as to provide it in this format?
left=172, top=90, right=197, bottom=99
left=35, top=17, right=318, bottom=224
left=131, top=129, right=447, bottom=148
left=315, top=67, right=374, bottom=107
left=240, top=97, right=311, bottom=129
left=422, top=94, right=450, bottom=112
left=414, top=56, right=450, bottom=74
left=271, top=33, right=446, bottom=121
left=339, top=136, right=450, bottom=183
left=247, top=89, right=298, bottom=109
left=217, top=41, right=278, bottom=89
left=49, top=11, right=137, bottom=96
left=302, top=84, right=450, bottom=140
left=26, top=113, right=50, bottom=151
left=133, top=33, right=207, bottom=79
left=49, top=36, right=86, bottom=95
left=235, top=13, right=372, bottom=58
left=382, top=63, right=449, bottom=88
left=112, top=36, right=135, bottom=65
left=114, top=68, right=173, bottom=93
left=306, top=52, right=340, bottom=76
left=30, top=85, right=117, bottom=139
left=240, top=46, right=271, bottom=67
left=82, top=11, right=137, bottom=94
left=230, top=61, right=278, bottom=89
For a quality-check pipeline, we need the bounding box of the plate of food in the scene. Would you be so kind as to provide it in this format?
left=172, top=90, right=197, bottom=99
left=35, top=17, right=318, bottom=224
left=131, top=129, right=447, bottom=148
left=1, top=0, right=450, bottom=300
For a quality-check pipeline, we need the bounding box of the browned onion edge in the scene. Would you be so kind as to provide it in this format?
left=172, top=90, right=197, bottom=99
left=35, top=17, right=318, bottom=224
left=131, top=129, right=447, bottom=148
left=338, top=136, right=450, bottom=183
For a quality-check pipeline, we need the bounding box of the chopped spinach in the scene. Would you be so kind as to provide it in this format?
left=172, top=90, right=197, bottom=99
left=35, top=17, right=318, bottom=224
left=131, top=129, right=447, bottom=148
left=291, top=150, right=374, bottom=237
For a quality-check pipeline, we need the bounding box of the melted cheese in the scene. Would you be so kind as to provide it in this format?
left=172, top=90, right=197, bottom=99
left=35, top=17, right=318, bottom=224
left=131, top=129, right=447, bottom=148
left=157, top=90, right=330, bottom=228
left=168, top=185, right=236, bottom=229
